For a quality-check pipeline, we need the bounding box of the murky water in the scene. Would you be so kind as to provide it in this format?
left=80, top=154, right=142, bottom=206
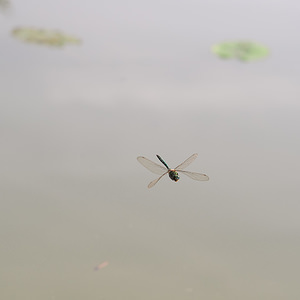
left=1, top=0, right=300, bottom=299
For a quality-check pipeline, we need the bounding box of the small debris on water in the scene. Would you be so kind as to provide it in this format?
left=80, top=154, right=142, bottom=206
left=94, top=261, right=109, bottom=271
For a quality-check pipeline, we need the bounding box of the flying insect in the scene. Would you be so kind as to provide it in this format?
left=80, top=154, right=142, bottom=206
left=137, top=153, right=209, bottom=188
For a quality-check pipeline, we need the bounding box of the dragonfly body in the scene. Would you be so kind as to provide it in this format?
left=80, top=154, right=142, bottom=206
left=137, top=153, right=209, bottom=188
left=156, top=154, right=180, bottom=182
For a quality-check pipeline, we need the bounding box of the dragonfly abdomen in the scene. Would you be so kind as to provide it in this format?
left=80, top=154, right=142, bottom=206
left=156, top=155, right=170, bottom=170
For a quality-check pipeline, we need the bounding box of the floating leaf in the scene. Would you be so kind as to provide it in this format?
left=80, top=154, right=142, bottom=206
left=12, top=27, right=81, bottom=47
left=212, top=41, right=269, bottom=62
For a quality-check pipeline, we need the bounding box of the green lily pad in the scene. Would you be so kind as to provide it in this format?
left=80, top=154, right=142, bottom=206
left=212, top=41, right=269, bottom=62
left=12, top=27, right=81, bottom=47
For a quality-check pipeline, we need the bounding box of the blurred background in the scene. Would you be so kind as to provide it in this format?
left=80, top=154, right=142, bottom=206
left=1, top=0, right=300, bottom=299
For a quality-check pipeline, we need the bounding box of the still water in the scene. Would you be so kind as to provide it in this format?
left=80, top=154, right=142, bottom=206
left=1, top=0, right=300, bottom=299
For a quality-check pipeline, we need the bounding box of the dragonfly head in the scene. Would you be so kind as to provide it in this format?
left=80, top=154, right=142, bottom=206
left=169, top=169, right=180, bottom=182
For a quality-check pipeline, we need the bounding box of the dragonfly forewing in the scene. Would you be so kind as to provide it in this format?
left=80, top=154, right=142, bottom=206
left=137, top=156, right=167, bottom=175
left=177, top=170, right=209, bottom=181
left=175, top=153, right=198, bottom=170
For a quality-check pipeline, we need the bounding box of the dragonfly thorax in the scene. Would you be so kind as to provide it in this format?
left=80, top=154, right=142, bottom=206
left=168, top=169, right=180, bottom=182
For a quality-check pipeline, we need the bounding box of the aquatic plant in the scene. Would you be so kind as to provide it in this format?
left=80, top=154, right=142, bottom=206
left=12, top=27, right=81, bottom=47
left=212, top=41, right=269, bottom=62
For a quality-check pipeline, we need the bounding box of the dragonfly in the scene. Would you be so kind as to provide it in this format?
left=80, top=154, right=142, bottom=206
left=137, top=153, right=209, bottom=188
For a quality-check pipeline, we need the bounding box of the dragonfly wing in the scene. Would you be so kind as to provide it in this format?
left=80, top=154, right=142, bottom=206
left=148, top=172, right=168, bottom=188
left=175, top=153, right=198, bottom=170
left=178, top=170, right=209, bottom=181
left=137, top=156, right=167, bottom=175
